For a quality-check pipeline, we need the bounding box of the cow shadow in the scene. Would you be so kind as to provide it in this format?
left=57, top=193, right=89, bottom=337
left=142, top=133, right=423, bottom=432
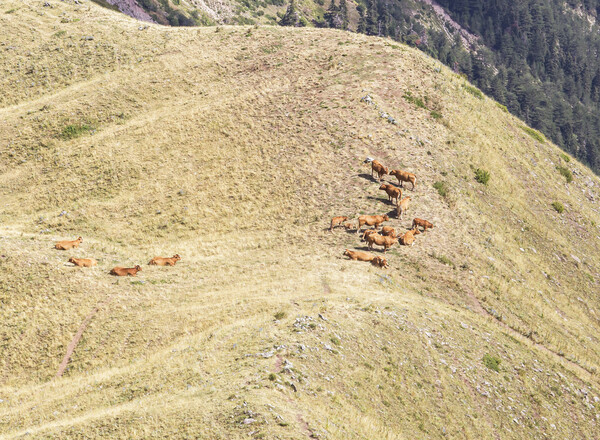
left=385, top=208, right=397, bottom=218
left=367, top=195, right=395, bottom=207
left=358, top=173, right=380, bottom=183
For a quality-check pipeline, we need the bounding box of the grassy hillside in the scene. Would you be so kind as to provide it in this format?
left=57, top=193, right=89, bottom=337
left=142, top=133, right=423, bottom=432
left=2, top=0, right=600, bottom=438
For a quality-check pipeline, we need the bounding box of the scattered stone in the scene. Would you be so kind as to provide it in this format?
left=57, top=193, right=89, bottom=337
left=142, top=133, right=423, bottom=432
left=318, top=313, right=328, bottom=321
left=81, top=36, right=94, bottom=41
left=178, top=189, right=185, bottom=195
left=242, top=418, right=255, bottom=425
left=59, top=210, right=67, bottom=217
left=257, top=351, right=274, bottom=358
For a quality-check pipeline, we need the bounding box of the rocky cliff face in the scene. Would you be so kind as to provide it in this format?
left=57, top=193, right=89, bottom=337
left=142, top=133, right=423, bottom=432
left=105, top=0, right=155, bottom=22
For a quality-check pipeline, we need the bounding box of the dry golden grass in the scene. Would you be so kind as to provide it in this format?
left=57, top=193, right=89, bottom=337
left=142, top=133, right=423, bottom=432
left=2, top=1, right=600, bottom=438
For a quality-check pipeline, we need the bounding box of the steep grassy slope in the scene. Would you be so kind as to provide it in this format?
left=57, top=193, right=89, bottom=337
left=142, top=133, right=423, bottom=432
left=2, top=1, right=600, bottom=438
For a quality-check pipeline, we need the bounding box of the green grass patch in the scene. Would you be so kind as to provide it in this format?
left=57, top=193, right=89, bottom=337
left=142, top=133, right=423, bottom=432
left=330, top=336, right=341, bottom=346
left=61, top=124, right=93, bottom=140
left=483, top=353, right=501, bottom=372
left=431, top=252, right=455, bottom=268
left=5, top=8, right=17, bottom=14
left=403, top=90, right=427, bottom=109
left=552, top=202, right=565, bottom=214
left=520, top=125, right=545, bottom=143
left=556, top=165, right=573, bottom=183
left=474, top=168, right=490, bottom=185
left=430, top=110, right=443, bottom=120
left=495, top=102, right=508, bottom=112
left=560, top=153, right=571, bottom=163
left=274, top=311, right=286, bottom=320
left=463, top=84, right=483, bottom=99
left=433, top=181, right=449, bottom=198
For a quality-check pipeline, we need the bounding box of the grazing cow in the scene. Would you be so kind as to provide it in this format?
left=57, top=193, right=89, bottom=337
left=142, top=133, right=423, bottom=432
left=379, top=183, right=402, bottom=205
left=365, top=233, right=398, bottom=253
left=389, top=169, right=416, bottom=190
left=357, top=215, right=389, bottom=234
left=148, top=254, right=181, bottom=266
left=412, top=218, right=434, bottom=232
left=330, top=216, right=349, bottom=232
left=343, top=249, right=376, bottom=262
left=396, top=196, right=411, bottom=219
left=399, top=229, right=419, bottom=246
left=371, top=160, right=389, bottom=181
left=55, top=237, right=83, bottom=250
left=68, top=257, right=97, bottom=267
left=110, top=265, right=142, bottom=276
left=371, top=256, right=389, bottom=269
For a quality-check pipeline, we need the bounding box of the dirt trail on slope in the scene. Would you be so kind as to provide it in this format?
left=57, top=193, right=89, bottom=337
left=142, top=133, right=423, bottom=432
left=55, top=298, right=112, bottom=378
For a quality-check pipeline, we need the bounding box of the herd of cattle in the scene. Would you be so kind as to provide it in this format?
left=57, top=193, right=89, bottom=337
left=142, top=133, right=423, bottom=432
left=54, top=236, right=180, bottom=276
left=335, top=158, right=434, bottom=269
left=54, top=158, right=431, bottom=274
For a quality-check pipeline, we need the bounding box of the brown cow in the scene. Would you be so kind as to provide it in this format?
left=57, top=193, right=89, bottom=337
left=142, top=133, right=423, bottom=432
left=371, top=256, right=389, bottom=268
left=357, top=215, right=389, bottom=234
left=361, top=228, right=378, bottom=241
left=379, top=183, right=402, bottom=205
left=330, top=216, right=349, bottom=232
left=148, top=254, right=181, bottom=266
left=343, top=222, right=355, bottom=231
left=371, top=160, right=389, bottom=181
left=343, top=250, right=388, bottom=269
left=396, top=196, right=411, bottom=219
left=399, top=229, right=419, bottom=246
left=55, top=237, right=83, bottom=250
left=110, top=265, right=142, bottom=276
left=380, top=226, right=397, bottom=237
left=389, top=169, right=416, bottom=190
left=365, top=233, right=398, bottom=253
left=68, top=257, right=97, bottom=267
left=343, top=249, right=376, bottom=262
left=412, top=218, right=434, bottom=232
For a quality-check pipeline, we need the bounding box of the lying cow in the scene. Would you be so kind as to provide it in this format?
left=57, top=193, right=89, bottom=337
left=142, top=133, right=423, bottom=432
left=399, top=228, right=419, bottom=246
left=343, top=250, right=388, bottom=269
left=371, top=256, right=389, bottom=268
left=343, top=249, right=375, bottom=261
left=110, top=265, right=142, bottom=276
left=68, top=257, right=97, bottom=267
left=148, top=254, right=181, bottom=266
left=55, top=237, right=83, bottom=250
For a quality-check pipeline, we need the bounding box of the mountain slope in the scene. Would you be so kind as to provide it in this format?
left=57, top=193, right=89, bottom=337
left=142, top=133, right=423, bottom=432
left=1, top=1, right=600, bottom=438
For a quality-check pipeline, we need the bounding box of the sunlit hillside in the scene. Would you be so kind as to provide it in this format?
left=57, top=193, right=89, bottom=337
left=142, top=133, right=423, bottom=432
left=1, top=1, right=600, bottom=438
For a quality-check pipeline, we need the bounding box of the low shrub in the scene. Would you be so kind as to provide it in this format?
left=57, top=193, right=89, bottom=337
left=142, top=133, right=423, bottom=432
left=556, top=165, right=573, bottom=183
left=483, top=353, right=501, bottom=372
left=474, top=168, right=490, bottom=185
left=552, top=202, right=565, bottom=213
